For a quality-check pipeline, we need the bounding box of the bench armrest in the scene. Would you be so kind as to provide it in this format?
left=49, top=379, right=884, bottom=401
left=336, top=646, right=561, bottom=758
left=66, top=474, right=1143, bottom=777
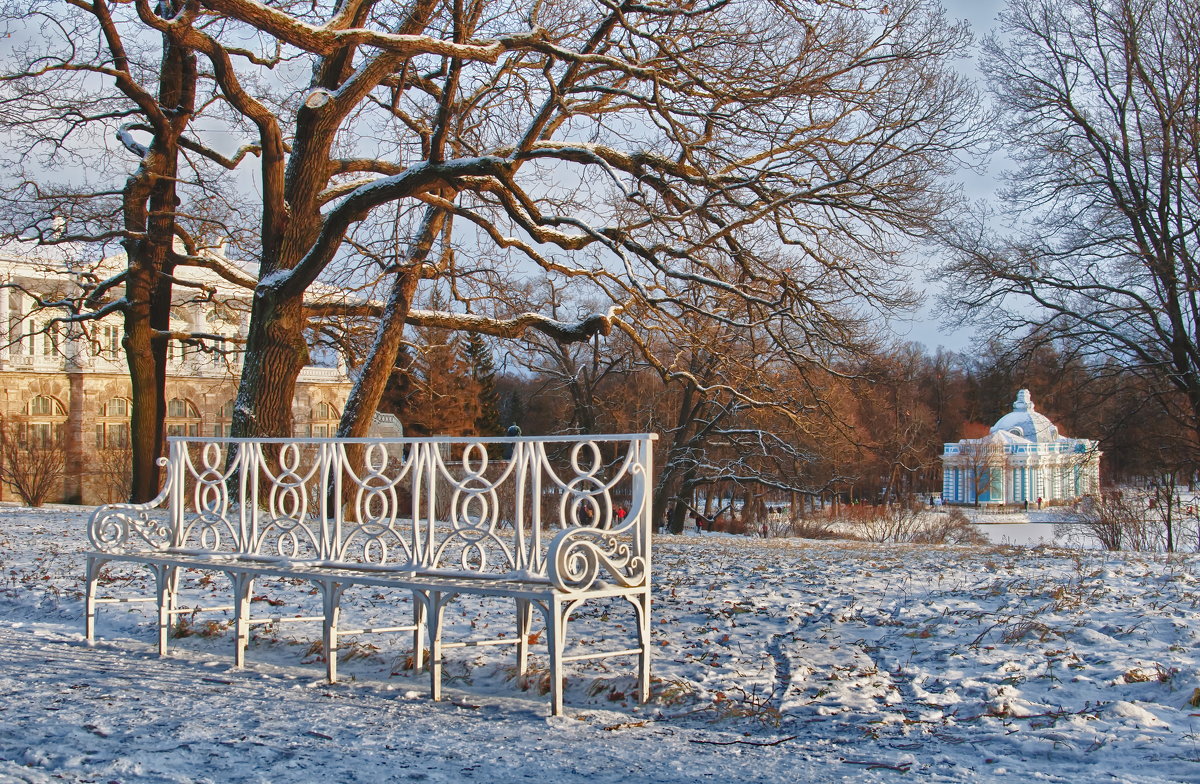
left=87, top=457, right=175, bottom=554
left=547, top=519, right=647, bottom=593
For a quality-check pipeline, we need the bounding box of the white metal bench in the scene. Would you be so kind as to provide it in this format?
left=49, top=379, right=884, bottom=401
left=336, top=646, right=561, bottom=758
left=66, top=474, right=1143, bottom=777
left=84, top=434, right=655, bottom=715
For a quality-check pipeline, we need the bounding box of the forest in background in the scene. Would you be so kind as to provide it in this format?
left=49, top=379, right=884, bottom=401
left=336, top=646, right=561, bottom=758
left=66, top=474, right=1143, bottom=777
left=389, top=320, right=1195, bottom=523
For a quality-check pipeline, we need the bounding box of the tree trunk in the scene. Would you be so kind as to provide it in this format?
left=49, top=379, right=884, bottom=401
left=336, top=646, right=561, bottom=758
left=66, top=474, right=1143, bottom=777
left=338, top=268, right=421, bottom=438
left=232, top=289, right=309, bottom=438
left=122, top=16, right=195, bottom=502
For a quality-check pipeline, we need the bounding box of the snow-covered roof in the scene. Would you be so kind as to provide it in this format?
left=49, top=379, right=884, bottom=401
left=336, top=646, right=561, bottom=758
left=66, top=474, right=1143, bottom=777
left=974, top=428, right=1032, bottom=446
left=990, top=389, right=1060, bottom=443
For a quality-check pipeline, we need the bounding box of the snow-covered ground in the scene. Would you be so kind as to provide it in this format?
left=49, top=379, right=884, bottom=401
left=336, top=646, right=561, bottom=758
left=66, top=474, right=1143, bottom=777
left=2, top=505, right=1200, bottom=783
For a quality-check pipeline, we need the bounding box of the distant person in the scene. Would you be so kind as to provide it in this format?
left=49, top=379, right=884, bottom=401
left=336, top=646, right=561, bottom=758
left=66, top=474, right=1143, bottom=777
left=503, top=423, right=521, bottom=460
left=761, top=522, right=768, bottom=539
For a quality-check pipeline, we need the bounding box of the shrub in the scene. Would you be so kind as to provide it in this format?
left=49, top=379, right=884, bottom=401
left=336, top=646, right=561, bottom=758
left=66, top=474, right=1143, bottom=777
left=1065, top=491, right=1161, bottom=551
left=788, top=518, right=841, bottom=540
left=911, top=509, right=988, bottom=546
left=839, top=504, right=986, bottom=545
left=0, top=424, right=65, bottom=507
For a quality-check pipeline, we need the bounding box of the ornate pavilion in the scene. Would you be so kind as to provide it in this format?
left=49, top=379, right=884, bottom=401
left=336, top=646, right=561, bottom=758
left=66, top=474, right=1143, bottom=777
left=942, top=390, right=1101, bottom=505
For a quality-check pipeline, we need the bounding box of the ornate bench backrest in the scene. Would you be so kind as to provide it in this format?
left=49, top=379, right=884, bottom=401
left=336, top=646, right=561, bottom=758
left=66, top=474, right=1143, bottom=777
left=90, top=434, right=655, bottom=587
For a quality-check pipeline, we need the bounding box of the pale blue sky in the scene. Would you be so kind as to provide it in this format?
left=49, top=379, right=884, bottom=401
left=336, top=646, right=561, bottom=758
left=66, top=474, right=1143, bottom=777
left=891, top=0, right=1008, bottom=353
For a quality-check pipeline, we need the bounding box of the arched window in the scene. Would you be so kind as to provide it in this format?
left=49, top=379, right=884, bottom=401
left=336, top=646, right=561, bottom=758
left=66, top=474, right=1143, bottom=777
left=22, top=395, right=66, bottom=446
left=28, top=395, right=62, bottom=416
left=166, top=397, right=201, bottom=437
left=97, top=397, right=131, bottom=448
left=307, top=401, right=339, bottom=438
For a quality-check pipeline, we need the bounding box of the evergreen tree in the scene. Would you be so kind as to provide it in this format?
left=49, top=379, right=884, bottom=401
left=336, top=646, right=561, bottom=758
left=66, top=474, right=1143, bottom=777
left=466, top=333, right=503, bottom=436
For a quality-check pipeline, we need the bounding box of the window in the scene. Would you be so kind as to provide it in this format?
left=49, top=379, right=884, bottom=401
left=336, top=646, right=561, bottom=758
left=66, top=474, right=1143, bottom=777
left=217, top=399, right=235, bottom=437
left=96, top=323, right=121, bottom=358
left=97, top=397, right=131, bottom=447
left=21, top=396, right=66, bottom=447
left=308, top=401, right=339, bottom=439
left=41, top=324, right=59, bottom=357
left=26, top=422, right=57, bottom=447
left=28, top=395, right=62, bottom=416
left=97, top=422, right=130, bottom=448
left=165, top=397, right=200, bottom=437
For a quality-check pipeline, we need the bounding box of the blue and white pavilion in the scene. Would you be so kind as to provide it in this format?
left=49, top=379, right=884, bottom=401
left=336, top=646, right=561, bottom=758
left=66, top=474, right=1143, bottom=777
left=942, top=390, right=1101, bottom=505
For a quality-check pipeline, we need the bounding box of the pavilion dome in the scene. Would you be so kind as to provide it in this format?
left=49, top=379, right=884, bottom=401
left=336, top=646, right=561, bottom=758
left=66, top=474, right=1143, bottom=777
left=990, top=389, right=1060, bottom=443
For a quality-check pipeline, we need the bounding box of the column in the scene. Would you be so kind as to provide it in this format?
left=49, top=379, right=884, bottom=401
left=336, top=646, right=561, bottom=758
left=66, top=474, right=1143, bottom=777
left=63, top=371, right=84, bottom=503
left=0, top=282, right=8, bottom=362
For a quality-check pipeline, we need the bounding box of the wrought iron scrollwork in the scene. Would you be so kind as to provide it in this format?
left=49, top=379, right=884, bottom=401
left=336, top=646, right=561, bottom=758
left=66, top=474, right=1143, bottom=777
left=87, top=457, right=174, bottom=553
left=548, top=526, right=647, bottom=592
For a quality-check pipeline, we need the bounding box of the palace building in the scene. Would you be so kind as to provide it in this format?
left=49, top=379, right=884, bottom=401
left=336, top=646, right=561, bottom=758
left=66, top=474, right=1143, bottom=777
left=942, top=390, right=1101, bottom=506
left=0, top=241, right=352, bottom=505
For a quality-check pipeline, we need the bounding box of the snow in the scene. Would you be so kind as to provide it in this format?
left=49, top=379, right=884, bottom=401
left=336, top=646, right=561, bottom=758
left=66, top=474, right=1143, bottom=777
left=3, top=505, right=1200, bottom=783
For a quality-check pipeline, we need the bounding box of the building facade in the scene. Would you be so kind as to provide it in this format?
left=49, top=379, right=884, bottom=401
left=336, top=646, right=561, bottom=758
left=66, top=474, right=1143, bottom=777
left=942, top=390, right=1101, bottom=506
left=0, top=244, right=352, bottom=505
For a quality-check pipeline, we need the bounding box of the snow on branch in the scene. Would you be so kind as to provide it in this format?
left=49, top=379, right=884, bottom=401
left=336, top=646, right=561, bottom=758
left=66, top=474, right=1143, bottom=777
left=405, top=309, right=613, bottom=343
left=303, top=300, right=614, bottom=345
left=197, top=0, right=545, bottom=62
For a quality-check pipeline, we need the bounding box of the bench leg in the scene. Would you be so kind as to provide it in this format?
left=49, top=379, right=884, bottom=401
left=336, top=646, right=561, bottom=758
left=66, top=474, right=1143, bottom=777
left=515, top=598, right=533, bottom=677
left=426, top=591, right=446, bottom=701
left=154, top=564, right=178, bottom=656
left=320, top=581, right=344, bottom=684
left=231, top=572, right=254, bottom=669
left=635, top=591, right=652, bottom=704
left=411, top=593, right=426, bottom=671
left=84, top=556, right=107, bottom=645
left=547, top=597, right=564, bottom=716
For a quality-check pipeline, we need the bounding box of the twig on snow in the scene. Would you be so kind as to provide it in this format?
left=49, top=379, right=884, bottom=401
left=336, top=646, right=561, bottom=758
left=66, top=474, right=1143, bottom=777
left=688, top=735, right=798, bottom=747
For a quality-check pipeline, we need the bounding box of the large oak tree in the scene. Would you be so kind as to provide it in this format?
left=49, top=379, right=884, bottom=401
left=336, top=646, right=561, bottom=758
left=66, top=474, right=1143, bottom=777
left=156, top=0, right=981, bottom=441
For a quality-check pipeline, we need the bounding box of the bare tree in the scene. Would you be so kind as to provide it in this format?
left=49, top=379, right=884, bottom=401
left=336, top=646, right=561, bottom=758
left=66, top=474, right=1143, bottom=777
left=505, top=280, right=637, bottom=435
left=1068, top=490, right=1162, bottom=551
left=0, top=423, right=66, bottom=507
left=0, top=0, right=260, bottom=500
left=943, top=0, right=1200, bottom=452
left=128, top=0, right=982, bottom=441
left=90, top=446, right=134, bottom=504
left=954, top=434, right=1010, bottom=506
